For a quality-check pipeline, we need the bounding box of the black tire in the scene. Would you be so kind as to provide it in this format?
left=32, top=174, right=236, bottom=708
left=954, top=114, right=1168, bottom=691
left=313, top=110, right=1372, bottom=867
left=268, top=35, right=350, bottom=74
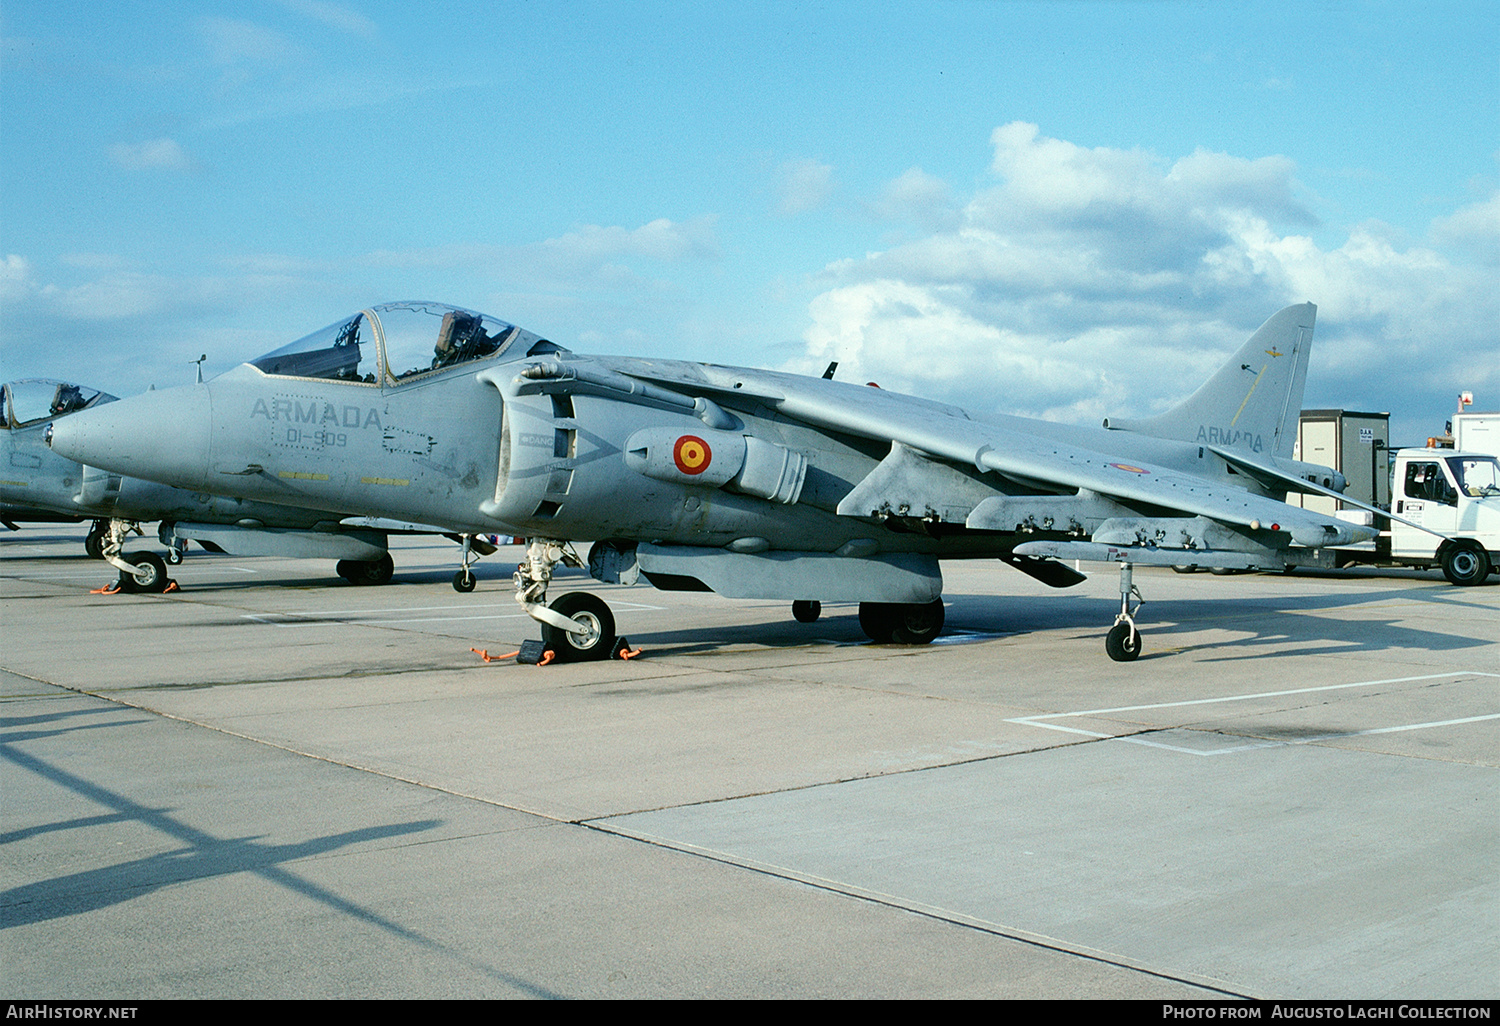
left=890, top=599, right=944, bottom=644
left=340, top=553, right=394, bottom=586
left=165, top=547, right=184, bottom=566
left=859, top=602, right=896, bottom=643
left=1105, top=621, right=1141, bottom=662
left=860, top=600, right=944, bottom=644
left=542, top=592, right=616, bottom=662
left=1441, top=543, right=1491, bottom=586
left=117, top=551, right=169, bottom=594
left=792, top=600, right=821, bottom=623
left=453, top=569, right=477, bottom=593
left=1170, top=564, right=1199, bottom=574
left=84, top=522, right=107, bottom=560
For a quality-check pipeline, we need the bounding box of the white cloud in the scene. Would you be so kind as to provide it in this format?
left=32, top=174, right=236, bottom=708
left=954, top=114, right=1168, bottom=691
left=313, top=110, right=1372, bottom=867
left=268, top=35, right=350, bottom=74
left=1429, top=191, right=1500, bottom=265
left=775, top=158, right=835, bottom=217
left=196, top=17, right=307, bottom=68
left=0, top=254, right=37, bottom=303
left=272, top=0, right=379, bottom=40
left=788, top=123, right=1499, bottom=438
left=870, top=167, right=957, bottom=232
left=539, top=217, right=720, bottom=266
left=108, top=138, right=197, bottom=173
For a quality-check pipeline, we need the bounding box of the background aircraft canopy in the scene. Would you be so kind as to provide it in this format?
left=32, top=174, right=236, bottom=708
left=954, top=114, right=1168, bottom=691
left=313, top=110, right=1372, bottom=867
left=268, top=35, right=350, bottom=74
left=247, top=302, right=540, bottom=387
left=2, top=379, right=116, bottom=429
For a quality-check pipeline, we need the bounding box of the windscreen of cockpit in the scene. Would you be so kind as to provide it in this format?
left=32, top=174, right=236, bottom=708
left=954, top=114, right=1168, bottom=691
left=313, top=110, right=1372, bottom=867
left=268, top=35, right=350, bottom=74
left=2, top=380, right=117, bottom=428
left=374, top=302, right=534, bottom=384
left=249, top=312, right=376, bottom=382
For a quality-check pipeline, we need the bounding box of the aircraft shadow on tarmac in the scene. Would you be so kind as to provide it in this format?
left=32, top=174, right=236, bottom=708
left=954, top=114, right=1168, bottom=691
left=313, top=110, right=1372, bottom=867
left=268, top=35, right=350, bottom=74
left=620, top=583, right=1492, bottom=663
left=0, top=699, right=567, bottom=996
left=950, top=585, right=1495, bottom=663
left=1, top=714, right=438, bottom=923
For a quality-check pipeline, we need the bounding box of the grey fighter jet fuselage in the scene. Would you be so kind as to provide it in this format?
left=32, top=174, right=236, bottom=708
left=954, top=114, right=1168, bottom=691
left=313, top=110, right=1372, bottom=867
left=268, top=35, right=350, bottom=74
left=48, top=300, right=1375, bottom=658
left=2, top=378, right=410, bottom=589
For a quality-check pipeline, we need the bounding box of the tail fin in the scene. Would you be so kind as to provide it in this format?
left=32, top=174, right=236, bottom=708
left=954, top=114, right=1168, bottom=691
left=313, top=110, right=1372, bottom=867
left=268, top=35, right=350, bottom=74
left=1104, top=303, right=1315, bottom=459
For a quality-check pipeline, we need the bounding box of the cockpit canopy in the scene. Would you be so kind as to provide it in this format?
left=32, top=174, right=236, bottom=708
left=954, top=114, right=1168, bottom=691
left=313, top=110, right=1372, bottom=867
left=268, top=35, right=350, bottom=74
left=1, top=379, right=117, bottom=429
left=247, top=302, right=546, bottom=386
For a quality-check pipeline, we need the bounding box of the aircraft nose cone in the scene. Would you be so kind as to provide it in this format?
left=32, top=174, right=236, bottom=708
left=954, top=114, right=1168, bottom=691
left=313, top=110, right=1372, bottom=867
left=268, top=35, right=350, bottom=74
left=48, top=384, right=213, bottom=492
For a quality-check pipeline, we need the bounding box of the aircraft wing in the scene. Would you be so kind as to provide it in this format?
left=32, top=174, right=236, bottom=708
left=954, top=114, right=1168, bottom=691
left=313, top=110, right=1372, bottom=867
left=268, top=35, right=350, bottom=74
left=581, top=359, right=1370, bottom=548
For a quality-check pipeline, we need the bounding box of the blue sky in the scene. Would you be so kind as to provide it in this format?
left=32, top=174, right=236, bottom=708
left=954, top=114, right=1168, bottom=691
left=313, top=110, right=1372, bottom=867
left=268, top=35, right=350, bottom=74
left=3, top=0, right=1496, bottom=444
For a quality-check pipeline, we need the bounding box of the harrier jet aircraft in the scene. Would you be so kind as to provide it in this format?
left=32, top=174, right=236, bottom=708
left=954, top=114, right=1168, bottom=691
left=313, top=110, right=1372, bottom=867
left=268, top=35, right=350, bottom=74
left=2, top=377, right=459, bottom=591
left=48, top=300, right=1375, bottom=659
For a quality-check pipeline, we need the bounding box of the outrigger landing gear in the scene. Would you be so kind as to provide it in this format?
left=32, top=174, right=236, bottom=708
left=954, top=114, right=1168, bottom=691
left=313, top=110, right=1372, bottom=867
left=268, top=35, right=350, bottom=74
left=511, top=538, right=634, bottom=662
left=1105, top=562, right=1143, bottom=662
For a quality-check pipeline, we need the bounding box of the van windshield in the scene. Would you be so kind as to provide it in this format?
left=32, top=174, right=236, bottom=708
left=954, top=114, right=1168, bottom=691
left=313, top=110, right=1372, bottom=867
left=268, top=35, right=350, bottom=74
left=1449, top=456, right=1500, bottom=497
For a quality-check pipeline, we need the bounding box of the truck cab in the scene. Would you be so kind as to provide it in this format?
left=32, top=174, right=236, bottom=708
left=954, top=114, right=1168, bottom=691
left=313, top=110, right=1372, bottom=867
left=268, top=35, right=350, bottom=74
left=1389, top=449, right=1499, bottom=584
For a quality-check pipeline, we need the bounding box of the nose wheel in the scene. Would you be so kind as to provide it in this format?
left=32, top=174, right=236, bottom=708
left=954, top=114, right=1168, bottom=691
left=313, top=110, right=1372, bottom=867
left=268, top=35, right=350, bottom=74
left=541, top=592, right=617, bottom=662
left=506, top=538, right=637, bottom=662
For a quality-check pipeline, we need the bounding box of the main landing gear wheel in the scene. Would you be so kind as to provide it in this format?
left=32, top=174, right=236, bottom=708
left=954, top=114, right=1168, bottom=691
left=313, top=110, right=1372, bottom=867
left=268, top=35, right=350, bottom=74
left=1442, top=542, right=1491, bottom=586
left=858, top=599, right=944, bottom=645
left=453, top=569, right=477, bottom=592
left=542, top=592, right=616, bottom=662
left=337, top=553, right=394, bottom=586
left=792, top=600, right=821, bottom=623
left=117, top=551, right=169, bottom=594
left=84, top=521, right=107, bottom=560
left=1105, top=621, right=1141, bottom=662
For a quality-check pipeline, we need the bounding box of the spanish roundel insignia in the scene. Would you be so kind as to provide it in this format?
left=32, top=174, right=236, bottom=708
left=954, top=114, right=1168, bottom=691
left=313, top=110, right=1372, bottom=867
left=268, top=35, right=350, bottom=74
left=1108, top=463, right=1150, bottom=474
left=673, top=435, right=711, bottom=475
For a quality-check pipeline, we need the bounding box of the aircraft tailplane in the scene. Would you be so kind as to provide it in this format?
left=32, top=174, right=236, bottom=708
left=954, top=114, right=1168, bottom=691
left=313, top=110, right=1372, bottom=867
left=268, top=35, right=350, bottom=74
left=1104, top=303, right=1315, bottom=460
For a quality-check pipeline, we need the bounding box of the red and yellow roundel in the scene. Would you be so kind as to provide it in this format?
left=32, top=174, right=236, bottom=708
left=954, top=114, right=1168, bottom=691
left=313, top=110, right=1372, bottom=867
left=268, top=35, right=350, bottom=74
left=1108, top=463, right=1150, bottom=474
left=673, top=434, right=712, bottom=475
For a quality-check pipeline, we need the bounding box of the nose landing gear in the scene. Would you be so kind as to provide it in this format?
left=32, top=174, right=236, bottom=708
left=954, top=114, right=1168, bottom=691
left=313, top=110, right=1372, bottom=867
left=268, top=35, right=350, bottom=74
left=508, top=538, right=635, bottom=663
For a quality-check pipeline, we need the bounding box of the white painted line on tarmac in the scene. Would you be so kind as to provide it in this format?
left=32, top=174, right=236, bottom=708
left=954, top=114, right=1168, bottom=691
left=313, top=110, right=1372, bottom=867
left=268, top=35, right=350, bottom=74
left=5, top=565, right=259, bottom=580
left=242, top=600, right=665, bottom=627
left=1006, top=671, right=1500, bottom=756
